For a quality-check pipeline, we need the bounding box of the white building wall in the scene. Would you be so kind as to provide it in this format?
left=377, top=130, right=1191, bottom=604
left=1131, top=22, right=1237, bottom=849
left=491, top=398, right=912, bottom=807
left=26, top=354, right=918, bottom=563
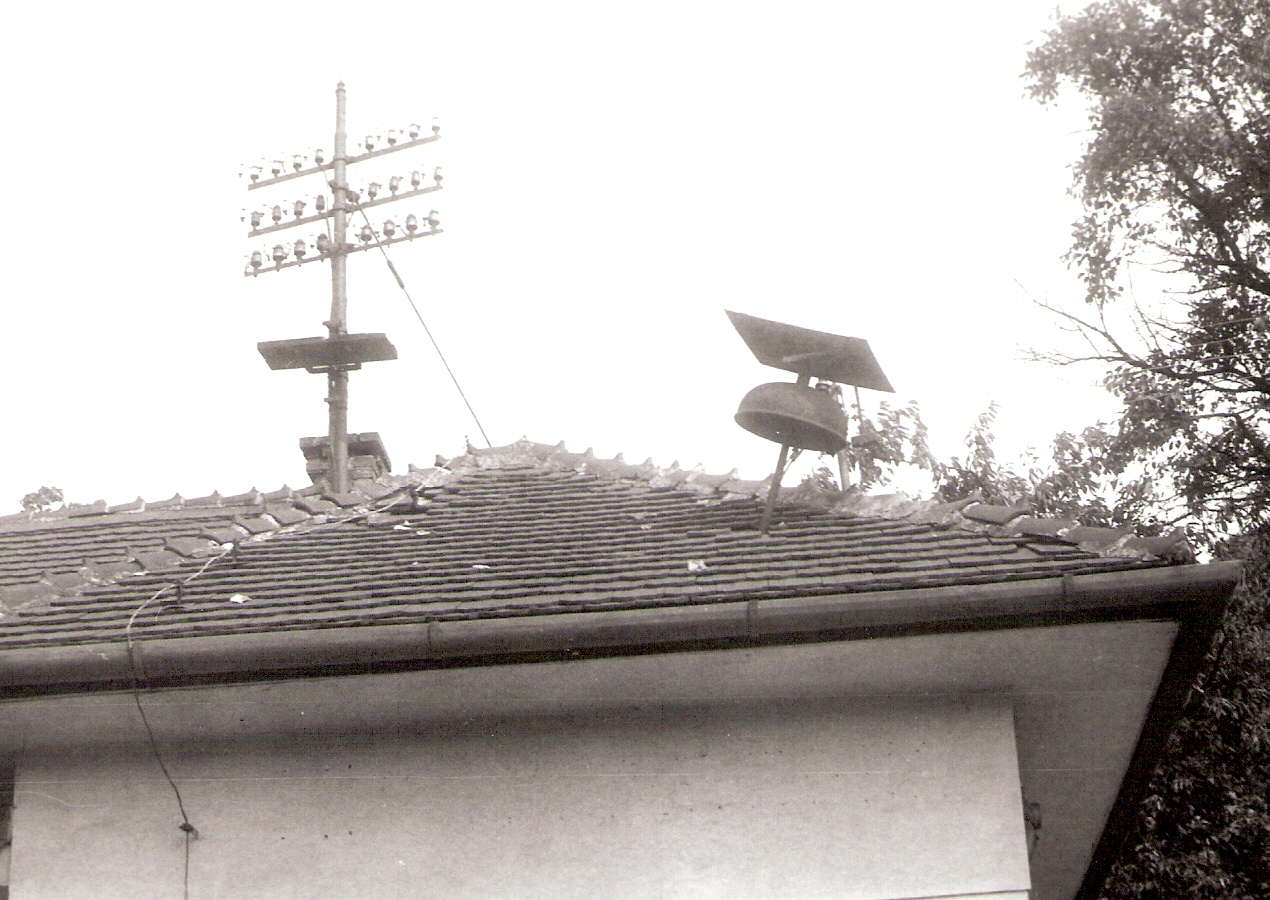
left=8, top=690, right=1030, bottom=900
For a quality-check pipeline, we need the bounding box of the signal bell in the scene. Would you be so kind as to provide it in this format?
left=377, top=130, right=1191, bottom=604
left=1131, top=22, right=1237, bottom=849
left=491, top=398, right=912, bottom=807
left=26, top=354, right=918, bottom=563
left=735, top=382, right=849, bottom=454
left=727, top=309, right=894, bottom=454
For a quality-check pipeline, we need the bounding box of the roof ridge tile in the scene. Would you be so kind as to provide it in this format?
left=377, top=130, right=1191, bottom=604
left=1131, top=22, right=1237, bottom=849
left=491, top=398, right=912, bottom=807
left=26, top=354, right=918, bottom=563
left=66, top=500, right=109, bottom=518
left=107, top=497, right=146, bottom=514
left=904, top=496, right=980, bottom=526
left=148, top=493, right=185, bottom=510
left=1005, top=515, right=1078, bottom=538
left=1061, top=525, right=1130, bottom=552
left=185, top=491, right=224, bottom=509
left=960, top=502, right=1031, bottom=526
left=1117, top=530, right=1195, bottom=563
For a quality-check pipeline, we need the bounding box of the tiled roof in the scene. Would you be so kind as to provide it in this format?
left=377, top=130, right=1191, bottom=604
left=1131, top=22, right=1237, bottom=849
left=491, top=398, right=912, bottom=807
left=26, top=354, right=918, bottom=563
left=0, top=439, right=1195, bottom=651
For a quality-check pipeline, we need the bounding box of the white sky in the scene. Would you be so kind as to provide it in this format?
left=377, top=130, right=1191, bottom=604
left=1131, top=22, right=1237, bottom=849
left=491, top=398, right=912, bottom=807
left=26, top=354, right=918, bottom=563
left=0, top=1, right=1116, bottom=512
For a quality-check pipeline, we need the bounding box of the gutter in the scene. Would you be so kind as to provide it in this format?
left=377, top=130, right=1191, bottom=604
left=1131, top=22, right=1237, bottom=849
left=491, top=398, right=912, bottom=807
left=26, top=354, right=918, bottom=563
left=0, top=560, right=1242, bottom=695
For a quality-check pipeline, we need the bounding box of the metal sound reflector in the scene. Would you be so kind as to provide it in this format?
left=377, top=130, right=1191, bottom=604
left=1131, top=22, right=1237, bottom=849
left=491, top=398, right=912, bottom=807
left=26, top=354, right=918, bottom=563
left=258, top=333, right=398, bottom=372
left=726, top=310, right=894, bottom=392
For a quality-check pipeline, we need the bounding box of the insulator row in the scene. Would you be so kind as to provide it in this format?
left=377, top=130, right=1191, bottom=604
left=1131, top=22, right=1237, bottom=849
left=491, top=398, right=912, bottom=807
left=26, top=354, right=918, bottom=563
left=244, top=211, right=441, bottom=272
left=240, top=118, right=440, bottom=183
left=242, top=169, right=442, bottom=231
left=360, top=118, right=440, bottom=152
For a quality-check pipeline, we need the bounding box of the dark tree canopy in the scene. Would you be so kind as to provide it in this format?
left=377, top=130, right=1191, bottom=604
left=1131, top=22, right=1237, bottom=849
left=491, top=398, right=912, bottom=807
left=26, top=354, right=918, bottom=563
left=1024, top=0, right=1270, bottom=538
left=1100, top=531, right=1270, bottom=900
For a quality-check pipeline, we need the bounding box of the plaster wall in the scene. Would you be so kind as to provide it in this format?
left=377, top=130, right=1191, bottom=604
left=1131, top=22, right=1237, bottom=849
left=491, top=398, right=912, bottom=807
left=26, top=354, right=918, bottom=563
left=7, top=694, right=1030, bottom=900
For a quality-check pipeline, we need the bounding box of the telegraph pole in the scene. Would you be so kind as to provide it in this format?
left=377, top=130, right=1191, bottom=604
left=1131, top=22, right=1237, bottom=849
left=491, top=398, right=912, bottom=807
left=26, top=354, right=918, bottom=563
left=329, top=83, right=351, bottom=490
left=245, top=82, right=443, bottom=493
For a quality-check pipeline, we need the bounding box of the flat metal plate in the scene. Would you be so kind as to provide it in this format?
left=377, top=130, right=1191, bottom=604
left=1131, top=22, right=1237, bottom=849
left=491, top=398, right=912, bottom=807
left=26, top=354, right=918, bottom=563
left=258, top=334, right=398, bottom=371
left=726, top=310, right=894, bottom=392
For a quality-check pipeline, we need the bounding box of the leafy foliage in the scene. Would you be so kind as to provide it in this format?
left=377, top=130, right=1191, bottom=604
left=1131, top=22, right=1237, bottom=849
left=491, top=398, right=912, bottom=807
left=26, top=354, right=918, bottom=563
left=934, top=402, right=1168, bottom=531
left=796, top=399, right=940, bottom=493
left=1100, top=531, right=1270, bottom=900
left=19, top=486, right=63, bottom=513
left=841, top=399, right=939, bottom=490
left=1024, top=0, right=1270, bottom=538
left=822, top=399, right=1163, bottom=531
left=1021, top=4, right=1270, bottom=894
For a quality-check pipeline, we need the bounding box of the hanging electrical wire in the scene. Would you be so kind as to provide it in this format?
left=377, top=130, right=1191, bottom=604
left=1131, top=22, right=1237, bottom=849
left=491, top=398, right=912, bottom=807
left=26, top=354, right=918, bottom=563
left=124, top=545, right=231, bottom=900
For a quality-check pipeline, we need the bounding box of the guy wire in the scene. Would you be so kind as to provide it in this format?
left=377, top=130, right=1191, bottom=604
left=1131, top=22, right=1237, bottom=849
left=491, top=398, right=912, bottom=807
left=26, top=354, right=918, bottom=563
left=358, top=207, right=492, bottom=447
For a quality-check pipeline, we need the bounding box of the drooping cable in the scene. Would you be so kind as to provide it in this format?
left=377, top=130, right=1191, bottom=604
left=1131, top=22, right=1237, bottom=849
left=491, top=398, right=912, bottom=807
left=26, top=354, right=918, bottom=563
left=357, top=207, right=492, bottom=447
left=114, top=490, right=415, bottom=900
left=124, top=546, right=231, bottom=900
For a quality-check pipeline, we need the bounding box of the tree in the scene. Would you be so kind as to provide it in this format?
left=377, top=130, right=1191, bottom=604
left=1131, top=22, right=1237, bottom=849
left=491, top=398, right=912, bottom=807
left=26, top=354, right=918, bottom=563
left=930, top=407, right=1270, bottom=898
left=19, top=486, right=63, bottom=513
left=1098, top=530, right=1270, bottom=900
left=1023, top=3, right=1270, bottom=895
left=1024, top=0, right=1270, bottom=541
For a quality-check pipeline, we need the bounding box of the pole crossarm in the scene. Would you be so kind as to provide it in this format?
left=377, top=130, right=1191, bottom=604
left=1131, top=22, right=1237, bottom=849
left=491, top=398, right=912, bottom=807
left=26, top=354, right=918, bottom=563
left=246, top=133, right=441, bottom=191
left=245, top=228, right=444, bottom=277
left=247, top=184, right=443, bottom=238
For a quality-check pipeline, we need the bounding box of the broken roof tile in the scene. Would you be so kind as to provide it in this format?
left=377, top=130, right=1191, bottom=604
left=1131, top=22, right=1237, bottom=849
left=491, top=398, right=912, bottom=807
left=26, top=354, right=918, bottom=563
left=129, top=549, right=184, bottom=572
left=201, top=525, right=246, bottom=545
left=86, top=560, right=143, bottom=581
left=41, top=572, right=91, bottom=593
left=3, top=582, right=60, bottom=607
left=294, top=496, right=340, bottom=515
left=165, top=536, right=221, bottom=558
left=264, top=503, right=309, bottom=526
left=234, top=515, right=276, bottom=536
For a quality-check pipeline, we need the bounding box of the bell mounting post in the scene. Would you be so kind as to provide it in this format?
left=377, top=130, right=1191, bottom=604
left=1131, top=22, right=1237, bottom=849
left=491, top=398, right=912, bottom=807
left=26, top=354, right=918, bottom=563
left=726, top=310, right=894, bottom=533
left=242, top=82, right=444, bottom=493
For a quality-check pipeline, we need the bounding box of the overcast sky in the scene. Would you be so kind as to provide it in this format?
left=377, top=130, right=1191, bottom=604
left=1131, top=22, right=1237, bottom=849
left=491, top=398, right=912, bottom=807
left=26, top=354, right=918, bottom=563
left=0, top=1, right=1113, bottom=512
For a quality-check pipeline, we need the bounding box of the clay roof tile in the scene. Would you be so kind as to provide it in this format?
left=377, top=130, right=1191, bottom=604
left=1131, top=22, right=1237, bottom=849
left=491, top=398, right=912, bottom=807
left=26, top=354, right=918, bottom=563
left=0, top=438, right=1194, bottom=651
